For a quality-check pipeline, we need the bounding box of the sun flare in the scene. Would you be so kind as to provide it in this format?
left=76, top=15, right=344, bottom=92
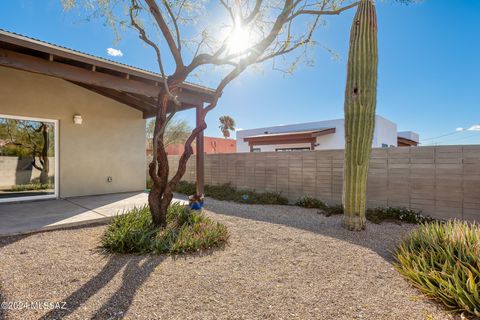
left=227, top=24, right=253, bottom=55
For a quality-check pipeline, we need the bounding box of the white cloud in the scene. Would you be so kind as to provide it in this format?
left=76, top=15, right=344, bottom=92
left=467, top=124, right=480, bottom=131
left=456, top=127, right=464, bottom=132
left=235, top=128, right=244, bottom=132
left=107, top=48, right=123, bottom=57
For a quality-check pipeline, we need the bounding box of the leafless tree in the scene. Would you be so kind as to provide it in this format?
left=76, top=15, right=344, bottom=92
left=64, top=0, right=363, bottom=227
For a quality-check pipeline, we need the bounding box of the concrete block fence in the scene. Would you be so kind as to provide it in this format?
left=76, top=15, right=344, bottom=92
left=147, top=145, right=480, bottom=221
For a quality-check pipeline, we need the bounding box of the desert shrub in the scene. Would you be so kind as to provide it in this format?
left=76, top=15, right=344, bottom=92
left=102, top=203, right=229, bottom=254
left=172, top=181, right=289, bottom=205
left=236, top=190, right=288, bottom=205
left=220, top=186, right=288, bottom=205
left=395, top=220, right=480, bottom=317
left=174, top=181, right=197, bottom=195
left=205, top=183, right=238, bottom=201
left=323, top=204, right=344, bottom=216
left=295, top=197, right=327, bottom=209
left=315, top=204, right=433, bottom=224
left=366, top=207, right=434, bottom=224
left=255, top=192, right=289, bottom=205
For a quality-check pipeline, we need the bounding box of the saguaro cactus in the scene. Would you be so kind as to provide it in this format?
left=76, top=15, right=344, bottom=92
left=343, top=0, right=378, bottom=231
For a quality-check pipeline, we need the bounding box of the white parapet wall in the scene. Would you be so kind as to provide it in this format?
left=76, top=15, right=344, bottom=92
left=398, top=131, right=420, bottom=143
left=236, top=115, right=398, bottom=152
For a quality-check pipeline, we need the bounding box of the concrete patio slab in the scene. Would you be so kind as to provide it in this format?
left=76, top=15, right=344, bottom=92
left=67, top=192, right=151, bottom=218
left=0, top=192, right=186, bottom=236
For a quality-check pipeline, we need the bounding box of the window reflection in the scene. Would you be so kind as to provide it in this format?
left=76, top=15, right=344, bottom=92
left=0, top=117, right=56, bottom=199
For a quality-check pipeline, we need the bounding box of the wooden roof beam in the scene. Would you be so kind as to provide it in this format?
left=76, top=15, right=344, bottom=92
left=0, top=30, right=214, bottom=98
left=246, top=137, right=316, bottom=146
left=0, top=48, right=208, bottom=107
left=71, top=82, right=155, bottom=118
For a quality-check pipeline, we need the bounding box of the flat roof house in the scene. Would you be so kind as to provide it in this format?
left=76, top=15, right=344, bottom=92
left=236, top=115, right=419, bottom=152
left=0, top=30, right=214, bottom=202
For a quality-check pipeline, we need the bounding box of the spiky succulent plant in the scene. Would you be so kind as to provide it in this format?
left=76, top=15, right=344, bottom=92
left=395, top=220, right=480, bottom=317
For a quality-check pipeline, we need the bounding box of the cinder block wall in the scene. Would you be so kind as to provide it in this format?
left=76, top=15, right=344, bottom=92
left=157, top=145, right=480, bottom=221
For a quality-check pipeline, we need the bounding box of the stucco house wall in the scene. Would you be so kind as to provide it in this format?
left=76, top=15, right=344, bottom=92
left=236, top=115, right=398, bottom=152
left=0, top=66, right=146, bottom=197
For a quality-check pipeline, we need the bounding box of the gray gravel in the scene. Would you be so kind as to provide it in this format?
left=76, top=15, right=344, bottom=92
left=0, top=197, right=459, bottom=320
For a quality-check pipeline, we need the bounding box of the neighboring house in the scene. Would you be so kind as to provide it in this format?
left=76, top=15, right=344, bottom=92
left=397, top=131, right=420, bottom=147
left=148, top=137, right=236, bottom=155
left=236, top=115, right=419, bottom=152
left=0, top=30, right=213, bottom=202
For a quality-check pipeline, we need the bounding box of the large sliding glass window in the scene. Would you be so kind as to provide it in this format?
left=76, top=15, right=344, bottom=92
left=0, top=115, right=58, bottom=202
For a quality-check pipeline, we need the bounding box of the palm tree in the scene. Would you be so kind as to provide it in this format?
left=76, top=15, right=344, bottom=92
left=219, top=116, right=236, bottom=139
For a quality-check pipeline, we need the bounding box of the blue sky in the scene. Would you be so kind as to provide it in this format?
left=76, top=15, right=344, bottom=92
left=1, top=0, right=479, bottom=145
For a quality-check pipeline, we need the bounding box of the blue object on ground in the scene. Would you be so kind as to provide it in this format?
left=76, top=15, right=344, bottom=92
left=189, top=201, right=204, bottom=210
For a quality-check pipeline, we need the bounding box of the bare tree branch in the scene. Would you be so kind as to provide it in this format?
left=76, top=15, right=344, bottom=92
left=129, top=1, right=180, bottom=106
left=144, top=0, right=184, bottom=68
left=162, top=0, right=182, bottom=54
left=287, top=1, right=360, bottom=21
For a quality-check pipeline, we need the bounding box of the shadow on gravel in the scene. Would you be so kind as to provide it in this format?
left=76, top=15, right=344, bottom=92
left=197, top=195, right=412, bottom=262
left=0, top=233, right=31, bottom=249
left=0, top=222, right=107, bottom=249
left=0, top=289, right=7, bottom=320
left=39, top=255, right=164, bottom=320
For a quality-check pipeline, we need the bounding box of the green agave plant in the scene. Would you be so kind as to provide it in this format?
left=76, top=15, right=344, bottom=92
left=395, top=220, right=480, bottom=317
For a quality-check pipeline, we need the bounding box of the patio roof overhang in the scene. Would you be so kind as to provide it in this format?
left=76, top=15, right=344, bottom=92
left=0, top=29, right=211, bottom=195
left=0, top=29, right=215, bottom=119
left=243, top=128, right=336, bottom=151
left=397, top=137, right=418, bottom=147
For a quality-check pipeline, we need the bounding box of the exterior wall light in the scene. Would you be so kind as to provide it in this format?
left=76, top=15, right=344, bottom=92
left=73, top=114, right=83, bottom=125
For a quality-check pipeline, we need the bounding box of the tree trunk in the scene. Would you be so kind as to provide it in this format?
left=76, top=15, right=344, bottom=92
left=40, top=125, right=49, bottom=184
left=147, top=153, right=190, bottom=227
left=147, top=86, right=203, bottom=228
left=342, top=0, right=378, bottom=231
left=148, top=184, right=167, bottom=226
left=31, top=123, right=50, bottom=185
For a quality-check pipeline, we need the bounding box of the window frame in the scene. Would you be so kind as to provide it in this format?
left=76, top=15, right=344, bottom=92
left=0, top=114, right=59, bottom=203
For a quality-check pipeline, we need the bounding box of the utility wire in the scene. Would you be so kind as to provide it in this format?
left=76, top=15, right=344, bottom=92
left=420, top=130, right=463, bottom=142
left=423, top=131, right=480, bottom=146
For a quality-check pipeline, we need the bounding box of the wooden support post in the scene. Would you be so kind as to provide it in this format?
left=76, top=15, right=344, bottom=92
left=196, top=105, right=205, bottom=195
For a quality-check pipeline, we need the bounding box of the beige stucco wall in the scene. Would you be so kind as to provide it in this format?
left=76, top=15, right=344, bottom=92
left=0, top=66, right=146, bottom=197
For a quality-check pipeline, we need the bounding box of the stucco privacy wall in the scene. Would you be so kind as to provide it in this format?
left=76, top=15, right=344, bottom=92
left=0, top=66, right=146, bottom=197
left=164, top=145, right=480, bottom=221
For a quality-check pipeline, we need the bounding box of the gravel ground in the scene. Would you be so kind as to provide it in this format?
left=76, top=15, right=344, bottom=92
left=0, top=197, right=459, bottom=320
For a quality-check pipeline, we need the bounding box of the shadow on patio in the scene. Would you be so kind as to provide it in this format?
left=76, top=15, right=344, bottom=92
left=0, top=192, right=150, bottom=236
